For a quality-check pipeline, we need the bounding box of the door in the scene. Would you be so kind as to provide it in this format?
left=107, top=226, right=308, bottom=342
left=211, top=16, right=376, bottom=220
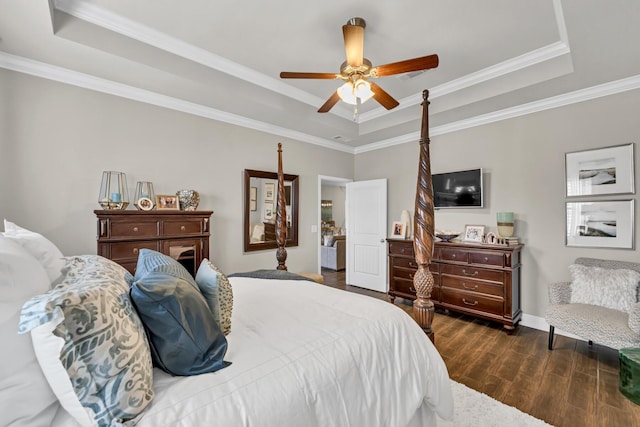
left=346, top=179, right=387, bottom=292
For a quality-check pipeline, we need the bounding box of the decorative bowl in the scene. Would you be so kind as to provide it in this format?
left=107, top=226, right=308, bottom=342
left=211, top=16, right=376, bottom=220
left=435, top=231, right=461, bottom=242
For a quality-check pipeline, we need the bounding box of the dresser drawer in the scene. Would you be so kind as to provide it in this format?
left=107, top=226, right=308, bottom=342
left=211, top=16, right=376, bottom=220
left=440, top=288, right=503, bottom=316
left=110, top=220, right=159, bottom=238
left=110, top=241, right=159, bottom=261
left=469, top=251, right=505, bottom=267
left=388, top=241, right=414, bottom=257
left=163, top=219, right=203, bottom=236
left=393, top=256, right=418, bottom=270
left=439, top=248, right=468, bottom=263
left=441, top=276, right=503, bottom=297
left=440, top=264, right=504, bottom=283
left=392, top=277, right=417, bottom=297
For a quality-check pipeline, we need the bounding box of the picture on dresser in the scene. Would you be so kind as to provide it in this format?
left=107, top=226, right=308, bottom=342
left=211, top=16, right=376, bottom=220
left=565, top=200, right=634, bottom=249
left=565, top=143, right=635, bottom=197
left=391, top=221, right=406, bottom=238
left=463, top=224, right=485, bottom=243
left=156, top=195, right=180, bottom=210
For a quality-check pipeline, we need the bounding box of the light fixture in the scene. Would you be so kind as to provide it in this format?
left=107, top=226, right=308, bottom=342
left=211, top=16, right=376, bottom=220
left=337, top=79, right=374, bottom=105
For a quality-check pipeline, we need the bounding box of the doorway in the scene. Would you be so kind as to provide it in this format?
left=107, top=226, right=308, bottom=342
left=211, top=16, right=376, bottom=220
left=317, top=176, right=351, bottom=274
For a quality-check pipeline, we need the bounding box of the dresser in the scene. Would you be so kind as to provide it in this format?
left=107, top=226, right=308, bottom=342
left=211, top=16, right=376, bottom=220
left=95, top=210, right=213, bottom=277
left=387, top=238, right=522, bottom=333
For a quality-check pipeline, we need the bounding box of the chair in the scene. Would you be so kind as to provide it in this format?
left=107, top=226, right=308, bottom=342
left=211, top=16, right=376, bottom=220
left=321, top=235, right=346, bottom=271
left=545, top=257, right=640, bottom=350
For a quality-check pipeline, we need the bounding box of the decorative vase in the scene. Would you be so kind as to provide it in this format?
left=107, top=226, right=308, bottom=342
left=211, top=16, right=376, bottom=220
left=400, top=210, right=412, bottom=239
left=497, top=212, right=515, bottom=237
left=176, top=189, right=200, bottom=211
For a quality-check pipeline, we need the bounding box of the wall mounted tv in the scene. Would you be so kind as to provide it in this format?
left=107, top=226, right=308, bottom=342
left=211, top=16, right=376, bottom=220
left=432, top=168, right=484, bottom=208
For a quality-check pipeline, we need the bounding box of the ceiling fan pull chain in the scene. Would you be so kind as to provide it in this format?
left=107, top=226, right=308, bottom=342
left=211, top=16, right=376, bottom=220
left=353, top=98, right=362, bottom=122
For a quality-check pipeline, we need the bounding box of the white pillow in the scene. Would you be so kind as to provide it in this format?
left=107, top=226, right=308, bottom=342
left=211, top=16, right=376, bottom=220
left=3, top=219, right=65, bottom=283
left=569, top=264, right=640, bottom=313
left=0, top=235, right=60, bottom=426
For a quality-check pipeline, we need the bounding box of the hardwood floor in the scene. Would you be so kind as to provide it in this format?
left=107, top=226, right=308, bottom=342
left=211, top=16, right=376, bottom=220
left=321, top=268, right=640, bottom=427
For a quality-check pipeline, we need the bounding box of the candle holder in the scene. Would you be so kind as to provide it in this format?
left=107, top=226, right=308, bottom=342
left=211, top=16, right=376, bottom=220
left=134, top=181, right=156, bottom=210
left=98, top=171, right=129, bottom=210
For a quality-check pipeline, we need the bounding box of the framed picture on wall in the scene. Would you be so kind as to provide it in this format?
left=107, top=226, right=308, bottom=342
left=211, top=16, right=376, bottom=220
left=566, top=200, right=634, bottom=249
left=264, top=182, right=275, bottom=201
left=264, top=202, right=274, bottom=220
left=565, top=143, right=635, bottom=197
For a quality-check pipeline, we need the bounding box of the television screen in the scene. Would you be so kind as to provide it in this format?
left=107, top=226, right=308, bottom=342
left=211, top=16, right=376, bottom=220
left=432, top=168, right=483, bottom=208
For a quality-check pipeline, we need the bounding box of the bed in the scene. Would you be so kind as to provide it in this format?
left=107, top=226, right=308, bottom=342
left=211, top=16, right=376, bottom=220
left=0, top=91, right=451, bottom=427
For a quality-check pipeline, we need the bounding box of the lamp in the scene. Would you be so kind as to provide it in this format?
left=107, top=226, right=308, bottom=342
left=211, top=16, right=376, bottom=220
left=337, top=79, right=374, bottom=105
left=98, top=171, right=129, bottom=210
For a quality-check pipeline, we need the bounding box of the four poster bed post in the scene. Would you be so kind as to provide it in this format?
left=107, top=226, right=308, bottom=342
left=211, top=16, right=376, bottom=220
left=273, top=91, right=436, bottom=339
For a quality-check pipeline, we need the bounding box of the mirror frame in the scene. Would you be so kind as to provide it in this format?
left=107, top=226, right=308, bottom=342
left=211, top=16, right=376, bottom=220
left=243, top=169, right=299, bottom=252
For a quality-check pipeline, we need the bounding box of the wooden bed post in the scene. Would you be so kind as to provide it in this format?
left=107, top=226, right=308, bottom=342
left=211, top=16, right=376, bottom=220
left=275, top=143, right=288, bottom=271
left=413, top=90, right=436, bottom=343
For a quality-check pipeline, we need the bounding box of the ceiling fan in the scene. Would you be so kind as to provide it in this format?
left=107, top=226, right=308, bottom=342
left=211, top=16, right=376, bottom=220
left=280, top=17, right=439, bottom=113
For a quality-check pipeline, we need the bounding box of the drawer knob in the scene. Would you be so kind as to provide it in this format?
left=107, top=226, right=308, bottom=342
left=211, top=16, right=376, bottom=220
left=181, top=225, right=186, bottom=231
left=409, top=262, right=416, bottom=268
left=462, top=282, right=479, bottom=290
left=408, top=273, right=413, bottom=279
left=462, top=269, right=478, bottom=277
left=452, top=253, right=456, bottom=258
left=409, top=286, right=416, bottom=293
left=133, top=227, right=139, bottom=232
left=133, top=248, right=139, bottom=255
left=462, top=298, right=478, bottom=306
left=483, top=257, right=489, bottom=262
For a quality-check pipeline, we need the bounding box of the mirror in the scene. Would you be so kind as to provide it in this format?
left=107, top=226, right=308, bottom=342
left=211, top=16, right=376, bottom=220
left=244, top=169, right=299, bottom=252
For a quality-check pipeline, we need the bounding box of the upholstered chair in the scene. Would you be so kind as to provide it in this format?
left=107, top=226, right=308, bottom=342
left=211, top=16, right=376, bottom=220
left=321, top=235, right=346, bottom=271
left=545, top=257, right=640, bottom=350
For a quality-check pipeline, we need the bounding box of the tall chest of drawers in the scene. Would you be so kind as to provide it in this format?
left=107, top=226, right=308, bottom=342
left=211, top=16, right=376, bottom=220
left=387, top=238, right=523, bottom=333
left=95, top=210, right=212, bottom=277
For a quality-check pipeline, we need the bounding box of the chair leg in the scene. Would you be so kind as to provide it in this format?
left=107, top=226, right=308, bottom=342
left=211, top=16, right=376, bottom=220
left=548, top=325, right=555, bottom=350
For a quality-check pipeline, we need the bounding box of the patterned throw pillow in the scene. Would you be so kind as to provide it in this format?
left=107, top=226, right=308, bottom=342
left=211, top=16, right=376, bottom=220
left=203, top=259, right=233, bottom=335
left=134, top=248, right=197, bottom=287
left=19, top=255, right=154, bottom=427
left=569, top=264, right=640, bottom=313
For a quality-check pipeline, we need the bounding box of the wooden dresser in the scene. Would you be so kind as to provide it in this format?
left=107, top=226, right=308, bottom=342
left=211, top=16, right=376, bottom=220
left=387, top=238, right=523, bottom=333
left=95, top=210, right=213, bottom=277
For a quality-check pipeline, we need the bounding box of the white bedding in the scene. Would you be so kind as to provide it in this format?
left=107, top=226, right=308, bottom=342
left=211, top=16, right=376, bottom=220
left=54, top=277, right=453, bottom=427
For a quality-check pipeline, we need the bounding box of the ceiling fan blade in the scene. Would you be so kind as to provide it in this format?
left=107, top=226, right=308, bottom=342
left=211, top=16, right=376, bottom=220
left=318, top=91, right=341, bottom=113
left=342, top=24, right=365, bottom=67
left=369, top=82, right=400, bottom=110
left=372, top=54, right=439, bottom=77
left=280, top=72, right=340, bottom=79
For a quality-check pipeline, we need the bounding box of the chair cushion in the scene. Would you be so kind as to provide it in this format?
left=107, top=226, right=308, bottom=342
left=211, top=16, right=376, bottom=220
left=546, top=303, right=640, bottom=350
left=569, top=264, right=640, bottom=313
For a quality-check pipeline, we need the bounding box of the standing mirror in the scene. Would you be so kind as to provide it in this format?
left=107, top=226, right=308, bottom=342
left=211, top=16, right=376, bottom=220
left=244, top=169, right=299, bottom=252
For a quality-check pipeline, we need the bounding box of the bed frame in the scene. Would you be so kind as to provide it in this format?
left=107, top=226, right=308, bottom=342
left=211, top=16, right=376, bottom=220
left=273, top=90, right=436, bottom=341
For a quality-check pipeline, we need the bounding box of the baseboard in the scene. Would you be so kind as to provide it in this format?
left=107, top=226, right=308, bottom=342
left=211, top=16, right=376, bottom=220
left=520, top=313, right=583, bottom=341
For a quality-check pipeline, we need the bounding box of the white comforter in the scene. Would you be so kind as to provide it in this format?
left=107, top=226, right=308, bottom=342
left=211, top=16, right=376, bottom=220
left=57, top=277, right=453, bottom=426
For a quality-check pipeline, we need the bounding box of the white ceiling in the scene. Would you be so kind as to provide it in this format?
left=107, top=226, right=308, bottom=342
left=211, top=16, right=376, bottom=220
left=1, top=0, right=639, bottom=153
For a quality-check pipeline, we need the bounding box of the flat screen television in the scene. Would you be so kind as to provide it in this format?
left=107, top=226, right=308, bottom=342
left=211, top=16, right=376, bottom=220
left=432, top=168, right=484, bottom=208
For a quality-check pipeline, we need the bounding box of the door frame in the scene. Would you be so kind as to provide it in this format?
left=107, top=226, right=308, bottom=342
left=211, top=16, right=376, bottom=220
left=317, top=175, right=352, bottom=274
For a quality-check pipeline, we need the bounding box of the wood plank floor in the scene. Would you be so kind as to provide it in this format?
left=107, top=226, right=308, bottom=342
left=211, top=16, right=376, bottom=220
left=321, top=268, right=640, bottom=427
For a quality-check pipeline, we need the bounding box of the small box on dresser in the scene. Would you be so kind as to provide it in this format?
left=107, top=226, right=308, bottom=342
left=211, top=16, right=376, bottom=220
left=95, top=210, right=213, bottom=277
left=387, top=238, right=523, bottom=334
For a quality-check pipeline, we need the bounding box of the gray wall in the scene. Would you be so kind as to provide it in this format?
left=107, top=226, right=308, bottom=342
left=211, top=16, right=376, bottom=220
left=355, top=89, right=640, bottom=317
left=0, top=69, right=353, bottom=274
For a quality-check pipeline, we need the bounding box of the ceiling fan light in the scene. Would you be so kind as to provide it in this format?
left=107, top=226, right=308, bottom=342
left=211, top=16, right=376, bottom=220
left=337, top=80, right=374, bottom=105
left=354, top=80, right=374, bottom=103
left=337, top=82, right=357, bottom=105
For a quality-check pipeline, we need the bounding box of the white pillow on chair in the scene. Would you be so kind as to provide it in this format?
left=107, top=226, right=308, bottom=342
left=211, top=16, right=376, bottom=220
left=569, top=264, right=640, bottom=314
left=3, top=219, right=65, bottom=283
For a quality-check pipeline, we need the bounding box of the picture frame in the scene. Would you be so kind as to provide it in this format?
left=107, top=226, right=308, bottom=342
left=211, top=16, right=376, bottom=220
left=566, top=200, right=634, bottom=249
left=156, top=194, right=180, bottom=210
left=264, top=182, right=275, bottom=201
left=391, top=221, right=406, bottom=238
left=264, top=202, right=274, bottom=220
left=250, top=186, right=257, bottom=201
left=565, top=143, right=635, bottom=197
left=463, top=224, right=485, bottom=243
left=136, top=197, right=154, bottom=211
left=250, top=200, right=257, bottom=211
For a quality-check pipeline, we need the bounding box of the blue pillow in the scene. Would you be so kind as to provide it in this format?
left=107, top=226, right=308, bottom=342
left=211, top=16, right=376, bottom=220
left=195, top=260, right=222, bottom=330
left=131, top=271, right=230, bottom=376
left=134, top=248, right=197, bottom=287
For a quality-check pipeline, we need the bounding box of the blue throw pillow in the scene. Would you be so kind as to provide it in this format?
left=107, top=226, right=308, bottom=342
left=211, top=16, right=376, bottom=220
left=131, top=271, right=230, bottom=376
left=134, top=248, right=197, bottom=287
left=195, top=260, right=222, bottom=330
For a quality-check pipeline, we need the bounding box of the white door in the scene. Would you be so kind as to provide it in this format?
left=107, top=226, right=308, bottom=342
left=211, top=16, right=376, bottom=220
left=346, top=179, right=387, bottom=292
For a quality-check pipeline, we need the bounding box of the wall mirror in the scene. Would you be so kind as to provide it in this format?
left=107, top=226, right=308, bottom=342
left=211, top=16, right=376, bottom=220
left=244, top=169, right=299, bottom=252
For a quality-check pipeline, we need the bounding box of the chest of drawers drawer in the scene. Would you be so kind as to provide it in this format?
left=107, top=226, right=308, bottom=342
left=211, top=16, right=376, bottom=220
left=440, top=275, right=503, bottom=297
left=440, top=287, right=503, bottom=316
left=388, top=240, right=414, bottom=257
left=163, top=219, right=203, bottom=236
left=109, top=241, right=160, bottom=261
left=109, top=220, right=159, bottom=239
left=440, top=264, right=504, bottom=283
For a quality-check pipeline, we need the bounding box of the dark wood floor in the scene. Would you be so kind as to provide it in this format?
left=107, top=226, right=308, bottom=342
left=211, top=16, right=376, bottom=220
left=321, top=268, right=640, bottom=427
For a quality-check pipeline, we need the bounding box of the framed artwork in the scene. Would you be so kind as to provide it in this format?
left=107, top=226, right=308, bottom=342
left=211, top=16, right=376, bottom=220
left=250, top=186, right=257, bottom=211
left=391, top=221, right=406, bottom=238
left=566, top=200, right=634, bottom=249
left=565, top=143, right=635, bottom=197
left=136, top=197, right=154, bottom=211
left=463, top=224, right=485, bottom=243
left=264, top=182, right=275, bottom=201
left=250, top=200, right=257, bottom=211
left=156, top=194, right=180, bottom=210
left=264, top=202, right=274, bottom=220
